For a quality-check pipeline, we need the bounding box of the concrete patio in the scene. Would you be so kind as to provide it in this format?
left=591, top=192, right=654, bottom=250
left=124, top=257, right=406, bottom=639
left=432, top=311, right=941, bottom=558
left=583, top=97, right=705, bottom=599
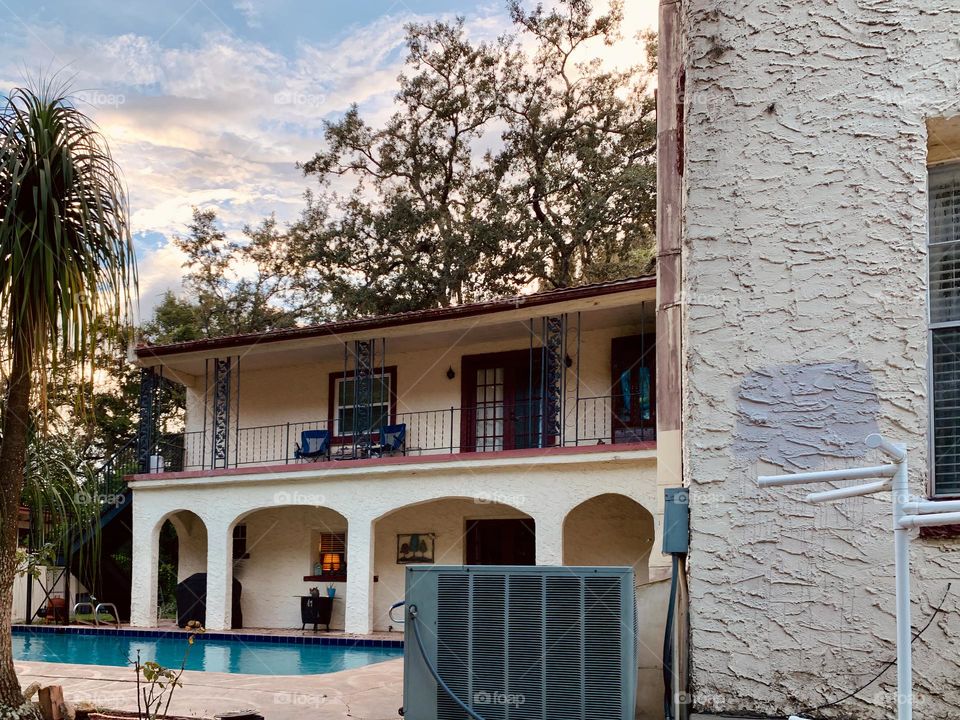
left=16, top=657, right=403, bottom=719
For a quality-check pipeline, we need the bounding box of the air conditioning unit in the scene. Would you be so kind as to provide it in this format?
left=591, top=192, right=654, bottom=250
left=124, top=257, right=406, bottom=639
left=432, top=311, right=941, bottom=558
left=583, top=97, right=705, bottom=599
left=403, top=565, right=637, bottom=720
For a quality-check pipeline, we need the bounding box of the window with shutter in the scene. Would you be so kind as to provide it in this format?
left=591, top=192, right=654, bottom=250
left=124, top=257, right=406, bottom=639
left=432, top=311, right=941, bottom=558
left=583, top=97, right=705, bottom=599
left=929, top=162, right=960, bottom=496
left=316, top=532, right=347, bottom=580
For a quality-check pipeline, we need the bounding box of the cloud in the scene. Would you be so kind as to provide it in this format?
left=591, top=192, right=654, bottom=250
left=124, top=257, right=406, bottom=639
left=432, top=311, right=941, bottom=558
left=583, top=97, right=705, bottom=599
left=232, top=0, right=261, bottom=29
left=0, top=0, right=655, bottom=318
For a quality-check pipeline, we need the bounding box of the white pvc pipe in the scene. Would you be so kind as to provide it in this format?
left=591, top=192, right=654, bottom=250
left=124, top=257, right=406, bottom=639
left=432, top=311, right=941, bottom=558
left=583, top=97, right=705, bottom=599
left=898, top=510, right=960, bottom=529
left=806, top=479, right=891, bottom=503
left=902, top=500, right=960, bottom=515
left=891, top=447, right=912, bottom=720
left=866, top=433, right=908, bottom=462
left=758, top=464, right=897, bottom=488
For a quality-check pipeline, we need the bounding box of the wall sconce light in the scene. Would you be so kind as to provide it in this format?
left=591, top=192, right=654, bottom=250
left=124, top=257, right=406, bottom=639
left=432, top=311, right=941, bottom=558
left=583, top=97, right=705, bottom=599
left=446, top=366, right=456, bottom=380
left=564, top=354, right=574, bottom=368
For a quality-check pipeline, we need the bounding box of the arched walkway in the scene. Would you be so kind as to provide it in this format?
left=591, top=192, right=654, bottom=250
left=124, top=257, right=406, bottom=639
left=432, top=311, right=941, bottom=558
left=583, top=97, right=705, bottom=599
left=563, top=493, right=655, bottom=582
left=158, top=510, right=208, bottom=626
left=228, top=505, right=349, bottom=630
left=371, top=497, right=533, bottom=632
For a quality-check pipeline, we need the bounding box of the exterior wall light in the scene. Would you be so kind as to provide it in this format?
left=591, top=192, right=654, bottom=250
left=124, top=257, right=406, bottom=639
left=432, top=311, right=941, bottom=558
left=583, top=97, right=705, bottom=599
left=446, top=366, right=456, bottom=380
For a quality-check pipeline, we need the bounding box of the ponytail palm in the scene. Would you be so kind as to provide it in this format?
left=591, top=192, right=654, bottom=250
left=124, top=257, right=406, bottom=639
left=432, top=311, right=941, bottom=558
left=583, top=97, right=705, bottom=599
left=0, top=83, right=136, bottom=707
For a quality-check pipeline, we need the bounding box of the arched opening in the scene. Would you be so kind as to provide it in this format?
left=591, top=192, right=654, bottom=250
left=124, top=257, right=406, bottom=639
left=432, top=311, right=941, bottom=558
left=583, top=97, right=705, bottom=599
left=157, top=510, right=207, bottom=624
left=563, top=493, right=664, bottom=718
left=372, top=497, right=533, bottom=633
left=563, top=494, right=654, bottom=582
left=230, top=505, right=349, bottom=630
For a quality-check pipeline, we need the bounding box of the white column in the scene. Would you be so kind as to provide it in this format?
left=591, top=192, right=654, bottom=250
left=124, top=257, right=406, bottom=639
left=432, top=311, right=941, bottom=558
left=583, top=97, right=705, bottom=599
left=345, top=514, right=375, bottom=635
left=130, top=501, right=160, bottom=627
left=535, top=511, right=565, bottom=565
left=204, top=521, right=233, bottom=631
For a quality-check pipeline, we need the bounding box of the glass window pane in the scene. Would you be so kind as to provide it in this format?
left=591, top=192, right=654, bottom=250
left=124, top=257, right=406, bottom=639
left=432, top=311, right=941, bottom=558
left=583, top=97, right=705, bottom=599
left=933, top=327, right=960, bottom=495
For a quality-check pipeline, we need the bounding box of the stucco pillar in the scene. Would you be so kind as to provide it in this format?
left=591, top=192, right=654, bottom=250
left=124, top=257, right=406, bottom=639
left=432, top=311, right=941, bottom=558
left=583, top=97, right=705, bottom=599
left=534, top=512, right=564, bottom=565
left=345, top=514, right=374, bottom=635
left=204, top=521, right=233, bottom=631
left=130, top=502, right=159, bottom=627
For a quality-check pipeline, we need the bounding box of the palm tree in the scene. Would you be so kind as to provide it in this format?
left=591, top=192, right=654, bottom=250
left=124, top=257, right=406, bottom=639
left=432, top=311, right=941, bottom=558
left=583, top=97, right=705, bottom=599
left=0, top=81, right=136, bottom=708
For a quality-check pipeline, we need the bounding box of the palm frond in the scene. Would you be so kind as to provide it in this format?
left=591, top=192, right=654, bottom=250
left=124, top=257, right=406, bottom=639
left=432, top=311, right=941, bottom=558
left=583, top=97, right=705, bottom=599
left=0, top=81, right=137, bottom=369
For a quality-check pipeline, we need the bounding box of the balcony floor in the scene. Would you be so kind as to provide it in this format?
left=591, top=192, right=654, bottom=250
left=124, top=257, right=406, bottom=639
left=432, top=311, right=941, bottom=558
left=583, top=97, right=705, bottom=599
left=129, top=440, right=656, bottom=483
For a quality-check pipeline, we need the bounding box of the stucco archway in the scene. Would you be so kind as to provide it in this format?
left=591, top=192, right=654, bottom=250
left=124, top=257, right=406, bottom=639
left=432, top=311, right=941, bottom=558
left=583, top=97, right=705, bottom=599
left=155, top=509, right=207, bottom=621
left=228, top=504, right=349, bottom=630
left=371, top=496, right=534, bottom=632
left=562, top=493, right=655, bottom=583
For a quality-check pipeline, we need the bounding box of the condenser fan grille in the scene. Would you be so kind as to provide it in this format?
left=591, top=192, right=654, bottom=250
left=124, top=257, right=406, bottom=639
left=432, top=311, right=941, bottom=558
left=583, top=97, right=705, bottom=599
left=433, top=571, right=628, bottom=720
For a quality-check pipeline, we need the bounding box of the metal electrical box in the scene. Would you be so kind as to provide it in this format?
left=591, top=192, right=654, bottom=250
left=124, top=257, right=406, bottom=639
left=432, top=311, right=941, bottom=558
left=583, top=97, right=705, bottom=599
left=662, top=487, right=689, bottom=554
left=403, top=565, right=637, bottom=720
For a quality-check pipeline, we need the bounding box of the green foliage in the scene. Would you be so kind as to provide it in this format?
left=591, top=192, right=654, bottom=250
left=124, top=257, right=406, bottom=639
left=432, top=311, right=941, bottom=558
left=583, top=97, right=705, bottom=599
left=295, top=19, right=521, bottom=316
left=133, top=623, right=204, bottom=720
left=18, top=431, right=104, bottom=580
left=499, top=0, right=657, bottom=287
left=153, top=1, right=656, bottom=323
left=159, top=208, right=305, bottom=337
left=0, top=79, right=135, bottom=370
left=293, top=0, right=656, bottom=315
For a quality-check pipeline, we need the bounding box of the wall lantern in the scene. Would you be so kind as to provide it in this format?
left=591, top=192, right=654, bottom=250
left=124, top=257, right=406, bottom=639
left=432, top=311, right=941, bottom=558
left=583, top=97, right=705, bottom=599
left=446, top=366, right=456, bottom=380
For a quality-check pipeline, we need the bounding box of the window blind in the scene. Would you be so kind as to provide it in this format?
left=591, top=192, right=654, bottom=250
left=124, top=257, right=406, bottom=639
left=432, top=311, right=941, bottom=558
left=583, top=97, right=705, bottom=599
left=930, top=163, right=960, bottom=496
left=930, top=166, right=960, bottom=324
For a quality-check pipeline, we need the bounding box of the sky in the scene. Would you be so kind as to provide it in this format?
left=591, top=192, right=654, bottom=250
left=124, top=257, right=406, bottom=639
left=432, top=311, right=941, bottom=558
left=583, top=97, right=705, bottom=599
left=0, top=0, right=657, bottom=318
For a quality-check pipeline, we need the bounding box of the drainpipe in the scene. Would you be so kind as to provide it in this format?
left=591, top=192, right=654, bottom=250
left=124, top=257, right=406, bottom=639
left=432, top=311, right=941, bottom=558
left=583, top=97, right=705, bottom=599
left=657, top=0, right=686, bottom=718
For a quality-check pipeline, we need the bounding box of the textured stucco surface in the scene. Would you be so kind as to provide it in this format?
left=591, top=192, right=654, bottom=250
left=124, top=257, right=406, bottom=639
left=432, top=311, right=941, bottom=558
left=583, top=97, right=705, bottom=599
left=680, top=1, right=960, bottom=717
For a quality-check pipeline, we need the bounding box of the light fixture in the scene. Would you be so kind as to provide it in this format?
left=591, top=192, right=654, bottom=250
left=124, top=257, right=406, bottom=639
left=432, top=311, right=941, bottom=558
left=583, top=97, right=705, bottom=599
left=446, top=366, right=456, bottom=380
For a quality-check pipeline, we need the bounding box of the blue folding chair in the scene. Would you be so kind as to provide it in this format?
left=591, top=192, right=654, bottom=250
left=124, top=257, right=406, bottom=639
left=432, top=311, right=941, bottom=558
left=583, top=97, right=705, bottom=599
left=370, top=424, right=406, bottom=457
left=294, top=429, right=331, bottom=462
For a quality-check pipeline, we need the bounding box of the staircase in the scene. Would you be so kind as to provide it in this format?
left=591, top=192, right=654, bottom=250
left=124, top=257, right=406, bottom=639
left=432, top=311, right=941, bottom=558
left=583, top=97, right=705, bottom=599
left=69, top=439, right=138, bottom=622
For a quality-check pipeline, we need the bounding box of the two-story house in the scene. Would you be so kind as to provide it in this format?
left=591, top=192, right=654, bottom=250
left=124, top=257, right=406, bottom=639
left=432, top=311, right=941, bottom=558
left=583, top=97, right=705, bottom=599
left=127, top=278, right=669, bottom=647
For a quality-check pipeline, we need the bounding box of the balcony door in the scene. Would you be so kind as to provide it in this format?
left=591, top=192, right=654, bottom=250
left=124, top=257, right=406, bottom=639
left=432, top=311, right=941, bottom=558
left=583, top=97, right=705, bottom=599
left=611, top=334, right=656, bottom=442
left=461, top=350, right=542, bottom=452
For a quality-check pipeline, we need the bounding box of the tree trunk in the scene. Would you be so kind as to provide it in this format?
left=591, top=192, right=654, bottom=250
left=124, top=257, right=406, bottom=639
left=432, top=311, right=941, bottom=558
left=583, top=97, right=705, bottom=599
left=0, top=342, right=33, bottom=707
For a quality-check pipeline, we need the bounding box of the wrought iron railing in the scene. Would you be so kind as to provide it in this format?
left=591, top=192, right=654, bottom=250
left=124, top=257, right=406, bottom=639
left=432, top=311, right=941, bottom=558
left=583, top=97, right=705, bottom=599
left=139, top=394, right=655, bottom=474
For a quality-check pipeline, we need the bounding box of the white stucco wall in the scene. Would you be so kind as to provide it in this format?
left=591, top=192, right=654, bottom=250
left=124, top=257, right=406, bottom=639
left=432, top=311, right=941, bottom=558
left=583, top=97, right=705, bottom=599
left=168, top=511, right=207, bottom=583
left=679, top=2, right=960, bottom=717
left=563, top=493, right=655, bottom=583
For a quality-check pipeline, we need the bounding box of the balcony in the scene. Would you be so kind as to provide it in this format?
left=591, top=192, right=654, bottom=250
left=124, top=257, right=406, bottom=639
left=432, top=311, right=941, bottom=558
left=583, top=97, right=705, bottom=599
left=132, top=279, right=658, bottom=479
left=146, top=392, right=654, bottom=475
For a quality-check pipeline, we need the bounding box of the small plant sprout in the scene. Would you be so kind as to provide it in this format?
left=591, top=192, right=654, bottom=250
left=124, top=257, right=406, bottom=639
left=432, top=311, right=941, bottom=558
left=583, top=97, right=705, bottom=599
left=132, top=621, right=205, bottom=719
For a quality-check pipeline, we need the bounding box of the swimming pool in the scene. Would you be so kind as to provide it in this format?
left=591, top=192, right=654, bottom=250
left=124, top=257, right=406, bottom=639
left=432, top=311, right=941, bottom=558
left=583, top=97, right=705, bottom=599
left=12, top=628, right=402, bottom=675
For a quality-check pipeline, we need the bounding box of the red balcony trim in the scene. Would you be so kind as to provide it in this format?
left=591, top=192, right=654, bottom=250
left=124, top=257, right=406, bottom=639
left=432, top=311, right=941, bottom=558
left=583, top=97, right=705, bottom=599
left=127, top=441, right=656, bottom=482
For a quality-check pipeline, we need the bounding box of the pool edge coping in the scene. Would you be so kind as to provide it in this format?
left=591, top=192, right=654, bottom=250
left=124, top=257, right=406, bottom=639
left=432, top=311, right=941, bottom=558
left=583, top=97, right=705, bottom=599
left=12, top=624, right=404, bottom=649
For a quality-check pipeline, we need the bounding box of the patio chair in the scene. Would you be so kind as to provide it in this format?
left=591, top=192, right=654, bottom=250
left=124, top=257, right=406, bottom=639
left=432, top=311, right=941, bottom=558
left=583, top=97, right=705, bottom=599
left=294, top=429, right=331, bottom=462
left=370, top=424, right=406, bottom=458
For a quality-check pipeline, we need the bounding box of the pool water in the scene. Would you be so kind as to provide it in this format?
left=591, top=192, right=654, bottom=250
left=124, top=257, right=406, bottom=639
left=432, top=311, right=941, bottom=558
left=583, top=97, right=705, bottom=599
left=13, top=632, right=402, bottom=675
